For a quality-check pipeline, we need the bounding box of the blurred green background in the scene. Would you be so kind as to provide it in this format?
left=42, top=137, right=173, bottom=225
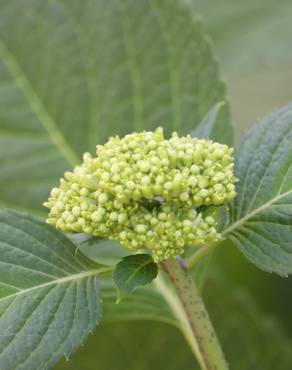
left=0, top=0, right=291, bottom=368
left=53, top=1, right=292, bottom=369
left=195, top=0, right=292, bottom=140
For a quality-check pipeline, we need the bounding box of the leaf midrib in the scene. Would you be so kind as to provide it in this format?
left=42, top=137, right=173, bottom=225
left=223, top=188, right=292, bottom=236
left=0, top=268, right=105, bottom=303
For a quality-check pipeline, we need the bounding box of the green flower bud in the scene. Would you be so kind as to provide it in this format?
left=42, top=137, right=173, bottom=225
left=44, top=128, right=237, bottom=262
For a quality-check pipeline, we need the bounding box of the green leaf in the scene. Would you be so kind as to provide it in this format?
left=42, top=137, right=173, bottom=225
left=223, top=105, right=292, bottom=275
left=191, top=101, right=229, bottom=141
left=0, top=209, right=104, bottom=370
left=75, top=240, right=174, bottom=323
left=0, top=0, right=232, bottom=215
left=79, top=238, right=130, bottom=266
left=113, top=254, right=158, bottom=302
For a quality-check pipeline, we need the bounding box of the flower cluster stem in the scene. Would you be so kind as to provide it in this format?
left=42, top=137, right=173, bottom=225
left=158, top=258, right=228, bottom=370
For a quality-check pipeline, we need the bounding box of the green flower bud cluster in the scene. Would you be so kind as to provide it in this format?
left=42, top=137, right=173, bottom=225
left=44, top=128, right=237, bottom=262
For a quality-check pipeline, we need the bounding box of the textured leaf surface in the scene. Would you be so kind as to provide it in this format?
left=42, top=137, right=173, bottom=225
left=75, top=239, right=174, bottom=323
left=113, top=254, right=158, bottom=302
left=191, top=101, right=228, bottom=140
left=0, top=210, right=103, bottom=370
left=223, top=105, right=292, bottom=275
left=0, top=0, right=232, bottom=215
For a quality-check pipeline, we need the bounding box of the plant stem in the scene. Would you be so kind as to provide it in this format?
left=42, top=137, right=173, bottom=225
left=157, top=258, right=228, bottom=370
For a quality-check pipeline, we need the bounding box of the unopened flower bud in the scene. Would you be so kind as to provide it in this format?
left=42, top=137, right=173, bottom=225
left=44, top=128, right=237, bottom=262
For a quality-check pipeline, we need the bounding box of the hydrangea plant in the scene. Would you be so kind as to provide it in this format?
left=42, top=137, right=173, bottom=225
left=0, top=2, right=291, bottom=370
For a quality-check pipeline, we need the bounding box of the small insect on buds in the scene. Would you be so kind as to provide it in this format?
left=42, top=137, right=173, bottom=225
left=44, top=128, right=238, bottom=262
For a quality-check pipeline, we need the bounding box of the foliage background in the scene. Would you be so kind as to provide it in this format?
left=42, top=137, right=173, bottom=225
left=1, top=0, right=292, bottom=369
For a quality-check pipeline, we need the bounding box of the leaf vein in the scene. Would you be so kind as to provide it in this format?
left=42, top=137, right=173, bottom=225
left=0, top=269, right=101, bottom=304
left=223, top=188, right=292, bottom=236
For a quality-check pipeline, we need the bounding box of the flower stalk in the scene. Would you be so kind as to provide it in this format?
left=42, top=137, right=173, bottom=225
left=157, top=257, right=228, bottom=370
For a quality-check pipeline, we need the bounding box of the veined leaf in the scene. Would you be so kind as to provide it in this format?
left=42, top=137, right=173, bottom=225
left=0, top=0, right=232, bottom=215
left=191, top=101, right=228, bottom=140
left=113, top=254, right=158, bottom=302
left=74, top=240, right=175, bottom=324
left=0, top=209, right=104, bottom=370
left=79, top=238, right=130, bottom=266
left=78, top=241, right=174, bottom=323
left=223, top=105, right=292, bottom=275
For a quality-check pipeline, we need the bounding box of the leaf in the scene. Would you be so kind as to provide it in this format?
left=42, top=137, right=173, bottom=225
left=74, top=239, right=174, bottom=323
left=191, top=101, right=232, bottom=142
left=113, top=254, right=158, bottom=302
left=79, top=238, right=130, bottom=266
left=0, top=209, right=104, bottom=370
left=0, top=0, right=232, bottom=215
left=223, top=104, right=292, bottom=275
